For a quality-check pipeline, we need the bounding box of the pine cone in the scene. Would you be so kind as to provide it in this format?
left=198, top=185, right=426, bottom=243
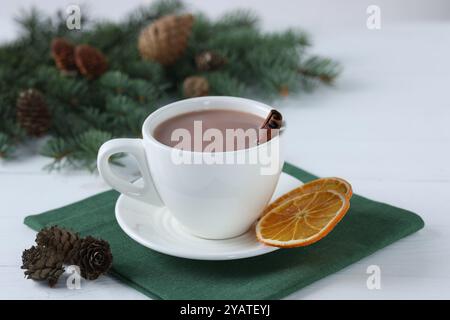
left=138, top=14, right=194, bottom=65
left=36, top=226, right=80, bottom=262
left=68, top=236, right=113, bottom=280
left=51, top=38, right=77, bottom=74
left=279, top=85, right=289, bottom=97
left=21, top=245, right=39, bottom=270
left=74, top=44, right=108, bottom=79
left=183, top=76, right=209, bottom=98
left=195, top=51, right=227, bottom=71
left=21, top=246, right=64, bottom=287
left=16, top=89, right=51, bottom=137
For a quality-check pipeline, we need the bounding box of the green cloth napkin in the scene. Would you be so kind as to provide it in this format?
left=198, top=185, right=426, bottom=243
left=24, top=163, right=424, bottom=300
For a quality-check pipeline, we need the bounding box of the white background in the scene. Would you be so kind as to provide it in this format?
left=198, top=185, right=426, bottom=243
left=1, top=0, right=449, bottom=299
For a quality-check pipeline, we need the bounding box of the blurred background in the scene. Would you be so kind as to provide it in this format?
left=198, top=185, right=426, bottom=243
left=1, top=0, right=450, bottom=41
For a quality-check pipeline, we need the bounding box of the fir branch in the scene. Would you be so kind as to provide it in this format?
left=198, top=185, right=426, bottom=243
left=41, top=130, right=121, bottom=171
left=14, top=7, right=53, bottom=42
left=216, top=9, right=260, bottom=30
left=99, top=71, right=131, bottom=94
left=0, top=0, right=341, bottom=171
left=298, top=55, right=342, bottom=85
left=0, top=96, right=26, bottom=158
left=148, top=0, right=185, bottom=17
left=33, top=66, right=89, bottom=107
left=80, top=107, right=113, bottom=132
left=0, top=133, right=15, bottom=159
left=124, top=0, right=185, bottom=37
left=206, top=72, right=246, bottom=96
left=71, top=129, right=115, bottom=171
left=40, top=136, right=74, bottom=170
left=123, top=60, right=166, bottom=83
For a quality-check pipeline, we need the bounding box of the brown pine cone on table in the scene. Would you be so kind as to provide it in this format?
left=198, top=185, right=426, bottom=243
left=36, top=225, right=80, bottom=262
left=21, top=245, right=39, bottom=270
left=21, top=246, right=65, bottom=287
left=67, top=236, right=113, bottom=280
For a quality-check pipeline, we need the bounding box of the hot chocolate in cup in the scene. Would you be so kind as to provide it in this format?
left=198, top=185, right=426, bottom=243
left=97, top=96, right=284, bottom=239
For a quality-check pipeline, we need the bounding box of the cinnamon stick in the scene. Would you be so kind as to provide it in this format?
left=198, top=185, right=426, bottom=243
left=258, top=109, right=283, bottom=144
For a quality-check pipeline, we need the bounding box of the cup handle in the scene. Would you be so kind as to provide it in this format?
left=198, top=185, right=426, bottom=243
left=97, top=138, right=163, bottom=206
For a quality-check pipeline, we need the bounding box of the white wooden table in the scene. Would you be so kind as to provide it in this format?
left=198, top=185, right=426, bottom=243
left=1, top=8, right=449, bottom=299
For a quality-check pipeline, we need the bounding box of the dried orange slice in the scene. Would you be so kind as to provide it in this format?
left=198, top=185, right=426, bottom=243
left=256, top=190, right=350, bottom=248
left=262, top=177, right=352, bottom=216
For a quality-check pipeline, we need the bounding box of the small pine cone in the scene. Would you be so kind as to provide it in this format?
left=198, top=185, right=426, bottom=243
left=68, top=236, right=113, bottom=280
left=138, top=14, right=194, bottom=65
left=36, top=226, right=80, bottom=262
left=195, top=51, right=226, bottom=71
left=16, top=89, right=51, bottom=137
left=21, top=246, right=65, bottom=287
left=21, top=245, right=40, bottom=270
left=51, top=38, right=77, bottom=74
left=183, top=76, right=209, bottom=98
left=74, top=44, right=108, bottom=79
left=279, top=85, right=289, bottom=97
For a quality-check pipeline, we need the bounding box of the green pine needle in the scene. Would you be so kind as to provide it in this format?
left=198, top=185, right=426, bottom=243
left=0, top=133, right=15, bottom=159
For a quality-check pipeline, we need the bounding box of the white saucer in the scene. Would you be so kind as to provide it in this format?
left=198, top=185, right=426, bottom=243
left=115, top=172, right=302, bottom=260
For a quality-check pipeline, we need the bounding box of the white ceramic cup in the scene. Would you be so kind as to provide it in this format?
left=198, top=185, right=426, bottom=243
left=97, top=96, right=284, bottom=239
